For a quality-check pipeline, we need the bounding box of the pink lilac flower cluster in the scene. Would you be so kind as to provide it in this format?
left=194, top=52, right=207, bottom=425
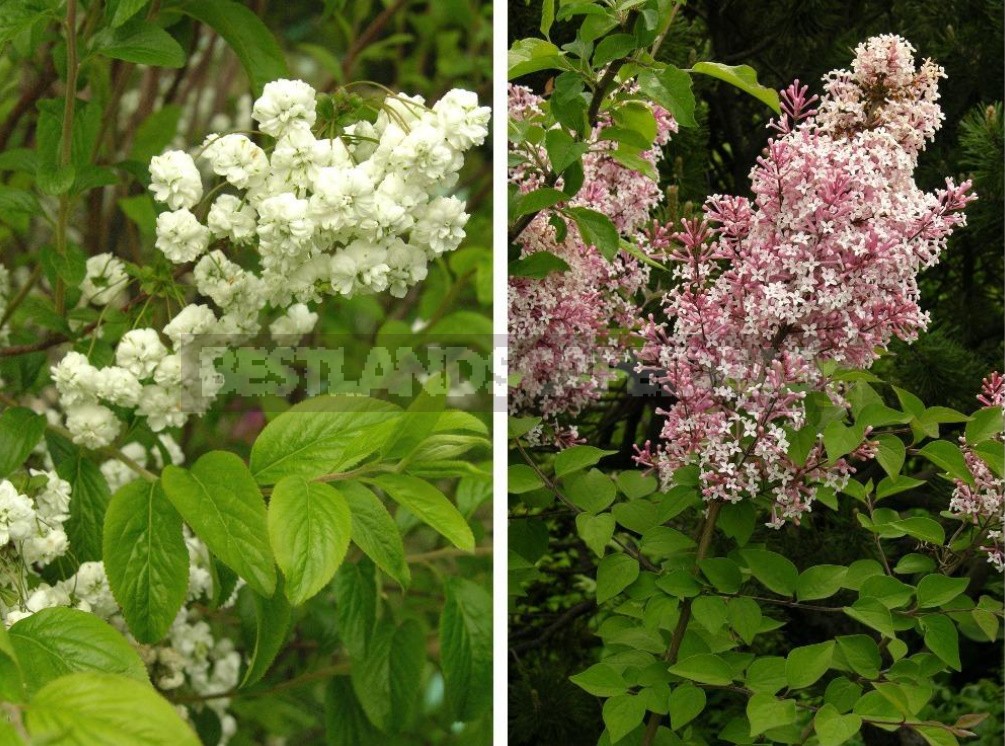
left=636, top=36, right=975, bottom=527
left=949, top=373, right=1004, bottom=571
left=508, top=84, right=676, bottom=424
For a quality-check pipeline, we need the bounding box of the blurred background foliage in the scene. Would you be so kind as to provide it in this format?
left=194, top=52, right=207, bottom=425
left=508, top=2, right=1003, bottom=744
left=0, top=0, right=492, bottom=743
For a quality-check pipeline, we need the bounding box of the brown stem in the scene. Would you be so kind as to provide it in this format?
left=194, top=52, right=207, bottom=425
left=0, top=53, right=56, bottom=151
left=340, top=0, right=410, bottom=82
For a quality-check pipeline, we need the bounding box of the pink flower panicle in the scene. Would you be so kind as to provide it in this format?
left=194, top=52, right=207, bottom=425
left=639, top=36, right=975, bottom=525
left=771, top=80, right=819, bottom=135
left=950, top=374, right=1004, bottom=571
left=508, top=84, right=677, bottom=423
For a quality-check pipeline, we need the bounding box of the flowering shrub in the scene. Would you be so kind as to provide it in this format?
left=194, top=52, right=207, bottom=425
left=508, top=5, right=1003, bottom=745
left=0, top=1, right=492, bottom=744
left=508, top=83, right=676, bottom=425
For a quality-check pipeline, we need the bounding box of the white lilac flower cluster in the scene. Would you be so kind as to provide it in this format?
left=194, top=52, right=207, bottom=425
left=0, top=472, right=71, bottom=581
left=153, top=79, right=487, bottom=307
left=56, top=80, right=488, bottom=447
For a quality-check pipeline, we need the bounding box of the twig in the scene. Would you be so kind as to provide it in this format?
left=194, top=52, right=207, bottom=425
left=340, top=0, right=411, bottom=82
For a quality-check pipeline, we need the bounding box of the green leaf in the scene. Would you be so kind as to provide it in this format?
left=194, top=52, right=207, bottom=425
left=786, top=640, right=834, bottom=689
left=40, top=243, right=87, bottom=288
left=161, top=451, right=276, bottom=597
left=915, top=575, right=969, bottom=609
left=824, top=677, right=863, bottom=713
left=593, top=33, right=636, bottom=67
left=920, top=614, right=960, bottom=670
left=640, top=525, right=694, bottom=558
left=814, top=703, right=862, bottom=746
left=690, top=61, right=781, bottom=113
left=699, top=557, right=743, bottom=594
left=844, top=597, right=895, bottom=638
left=603, top=694, right=645, bottom=743
left=668, top=682, right=706, bottom=730
left=181, top=0, right=288, bottom=94
left=974, top=439, right=1004, bottom=477
left=351, top=620, right=425, bottom=732
left=740, top=548, right=798, bottom=596
left=26, top=672, right=199, bottom=745
left=550, top=72, right=588, bottom=134
left=834, top=635, right=881, bottom=679
left=508, top=463, right=544, bottom=494
left=727, top=596, right=762, bottom=645
left=55, top=452, right=111, bottom=566
left=917, top=440, right=973, bottom=485
left=887, top=516, right=945, bottom=546
left=565, top=206, right=620, bottom=260
left=268, top=477, right=351, bottom=605
left=103, top=479, right=188, bottom=644
left=965, top=406, right=1003, bottom=445
left=692, top=595, right=728, bottom=634
left=514, top=187, right=569, bottom=217
left=130, top=105, right=182, bottom=162
left=440, top=577, right=492, bottom=721
left=0, top=186, right=41, bottom=217
left=509, top=250, right=570, bottom=279
left=744, top=656, right=786, bottom=694
left=0, top=407, right=46, bottom=478
left=747, top=693, right=797, bottom=737
left=554, top=445, right=615, bottom=477
left=118, top=194, right=157, bottom=236
left=823, top=421, right=864, bottom=461
left=596, top=554, right=639, bottom=604
left=98, top=22, right=185, bottom=67
left=238, top=583, right=292, bottom=687
left=333, top=560, right=377, bottom=661
left=577, top=512, right=615, bottom=557
left=108, top=0, right=148, bottom=27
left=325, top=676, right=380, bottom=746
left=545, top=128, right=589, bottom=174
left=893, top=553, right=936, bottom=575
left=874, top=435, right=906, bottom=477
left=617, top=471, right=658, bottom=499
left=669, top=653, right=733, bottom=686
left=717, top=501, right=757, bottom=546
left=508, top=38, right=564, bottom=79
left=638, top=65, right=697, bottom=128
left=796, top=564, right=847, bottom=601
left=340, top=481, right=409, bottom=588
left=250, top=395, right=400, bottom=485
left=563, top=468, right=616, bottom=513
left=875, top=475, right=925, bottom=500
left=570, top=663, right=627, bottom=697
left=372, top=473, right=474, bottom=551
left=9, top=608, right=147, bottom=695
left=0, top=623, right=23, bottom=703
left=539, top=0, right=555, bottom=36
